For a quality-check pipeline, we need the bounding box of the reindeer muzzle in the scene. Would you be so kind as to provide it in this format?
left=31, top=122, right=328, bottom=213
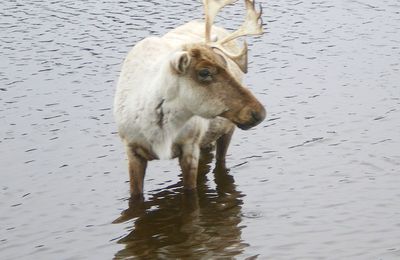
left=232, top=103, right=266, bottom=130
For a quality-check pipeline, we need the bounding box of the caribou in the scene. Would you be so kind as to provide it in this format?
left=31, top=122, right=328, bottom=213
left=114, top=0, right=266, bottom=198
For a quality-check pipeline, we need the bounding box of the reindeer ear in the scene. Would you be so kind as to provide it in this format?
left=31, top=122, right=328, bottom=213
left=170, top=51, right=191, bottom=74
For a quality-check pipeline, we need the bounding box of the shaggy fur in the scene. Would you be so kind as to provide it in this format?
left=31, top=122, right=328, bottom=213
left=114, top=21, right=265, bottom=197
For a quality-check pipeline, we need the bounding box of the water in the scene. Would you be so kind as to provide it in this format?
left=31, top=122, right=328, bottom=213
left=1, top=0, right=400, bottom=259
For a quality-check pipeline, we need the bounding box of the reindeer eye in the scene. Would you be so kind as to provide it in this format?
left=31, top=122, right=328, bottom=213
left=198, top=68, right=213, bottom=82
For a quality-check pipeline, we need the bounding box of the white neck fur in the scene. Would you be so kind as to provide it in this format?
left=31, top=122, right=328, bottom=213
left=135, top=55, right=193, bottom=159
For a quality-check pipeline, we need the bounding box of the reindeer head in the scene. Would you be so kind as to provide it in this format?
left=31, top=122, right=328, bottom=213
left=170, top=0, right=266, bottom=130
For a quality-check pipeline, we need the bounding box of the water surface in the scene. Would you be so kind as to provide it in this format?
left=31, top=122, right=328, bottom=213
left=1, top=0, right=400, bottom=259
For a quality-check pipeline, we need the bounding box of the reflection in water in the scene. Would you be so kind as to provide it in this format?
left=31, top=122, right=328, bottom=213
left=113, top=151, right=249, bottom=259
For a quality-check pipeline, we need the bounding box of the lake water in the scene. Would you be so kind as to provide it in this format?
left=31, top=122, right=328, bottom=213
left=1, top=0, right=400, bottom=259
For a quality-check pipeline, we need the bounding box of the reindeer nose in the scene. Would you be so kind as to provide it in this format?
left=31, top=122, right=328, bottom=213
left=251, top=107, right=266, bottom=124
left=237, top=105, right=266, bottom=130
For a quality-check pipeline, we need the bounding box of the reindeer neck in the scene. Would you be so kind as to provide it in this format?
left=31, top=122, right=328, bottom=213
left=141, top=57, right=194, bottom=159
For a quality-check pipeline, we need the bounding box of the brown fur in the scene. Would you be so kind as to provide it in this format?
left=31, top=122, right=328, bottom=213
left=184, top=44, right=266, bottom=129
left=126, top=147, right=148, bottom=198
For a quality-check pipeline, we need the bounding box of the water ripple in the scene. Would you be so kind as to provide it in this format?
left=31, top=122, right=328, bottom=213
left=1, top=0, right=400, bottom=259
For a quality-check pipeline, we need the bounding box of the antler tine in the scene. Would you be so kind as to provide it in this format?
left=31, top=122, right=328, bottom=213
left=203, top=0, right=238, bottom=43
left=204, top=0, right=264, bottom=73
left=218, top=0, right=264, bottom=45
left=213, top=41, right=249, bottom=73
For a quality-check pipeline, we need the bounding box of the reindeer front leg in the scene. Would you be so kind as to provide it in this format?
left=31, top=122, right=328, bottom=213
left=126, top=146, right=148, bottom=198
left=215, top=128, right=234, bottom=169
left=179, top=143, right=200, bottom=190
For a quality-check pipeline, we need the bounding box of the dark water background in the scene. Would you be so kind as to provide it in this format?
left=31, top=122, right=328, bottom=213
left=1, top=0, right=400, bottom=259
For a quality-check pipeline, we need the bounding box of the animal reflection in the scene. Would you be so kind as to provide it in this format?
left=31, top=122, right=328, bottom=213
left=113, top=151, right=247, bottom=259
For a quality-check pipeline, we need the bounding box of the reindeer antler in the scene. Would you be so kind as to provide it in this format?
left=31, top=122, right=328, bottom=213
left=218, top=0, right=263, bottom=44
left=203, top=0, right=238, bottom=43
left=203, top=0, right=264, bottom=73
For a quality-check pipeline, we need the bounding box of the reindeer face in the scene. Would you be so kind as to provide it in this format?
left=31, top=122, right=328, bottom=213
left=170, top=44, right=266, bottom=130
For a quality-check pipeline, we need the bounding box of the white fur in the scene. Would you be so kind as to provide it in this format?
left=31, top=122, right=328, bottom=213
left=114, top=21, right=240, bottom=159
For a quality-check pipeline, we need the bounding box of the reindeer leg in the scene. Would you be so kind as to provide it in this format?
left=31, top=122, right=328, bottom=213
left=126, top=147, right=148, bottom=199
left=215, top=128, right=234, bottom=169
left=179, top=143, right=200, bottom=190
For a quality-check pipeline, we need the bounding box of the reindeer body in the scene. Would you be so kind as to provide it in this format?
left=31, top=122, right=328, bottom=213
left=114, top=0, right=266, bottom=197
left=115, top=22, right=237, bottom=161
